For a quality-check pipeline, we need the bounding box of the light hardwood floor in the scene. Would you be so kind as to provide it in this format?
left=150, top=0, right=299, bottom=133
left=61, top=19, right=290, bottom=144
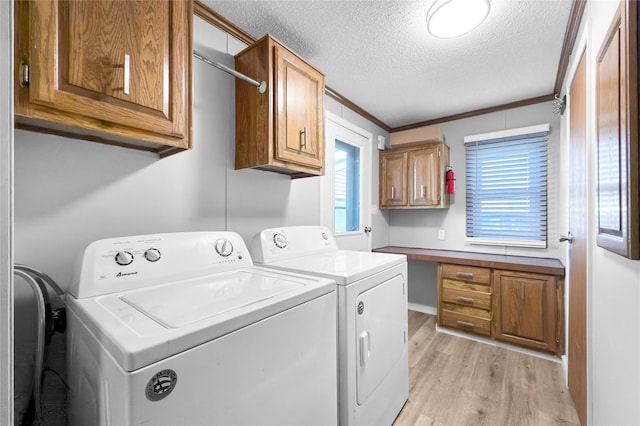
left=393, top=311, right=580, bottom=426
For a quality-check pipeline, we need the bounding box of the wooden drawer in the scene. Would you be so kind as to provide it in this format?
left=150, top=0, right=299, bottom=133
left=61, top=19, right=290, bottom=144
left=440, top=309, right=491, bottom=337
left=441, top=284, right=491, bottom=310
left=440, top=264, right=491, bottom=284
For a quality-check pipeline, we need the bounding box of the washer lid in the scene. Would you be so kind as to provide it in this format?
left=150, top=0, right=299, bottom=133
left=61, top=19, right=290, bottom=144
left=67, top=267, right=335, bottom=372
left=121, top=271, right=303, bottom=328
left=266, top=250, right=406, bottom=285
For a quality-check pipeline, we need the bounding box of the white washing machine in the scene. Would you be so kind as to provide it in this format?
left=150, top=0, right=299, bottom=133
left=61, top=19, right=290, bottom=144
left=251, top=226, right=408, bottom=426
left=66, top=231, right=338, bottom=426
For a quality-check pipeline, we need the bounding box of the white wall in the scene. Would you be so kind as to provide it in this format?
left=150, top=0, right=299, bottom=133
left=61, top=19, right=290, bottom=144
left=560, top=2, right=640, bottom=424
left=13, top=18, right=386, bottom=293
left=389, top=102, right=562, bottom=307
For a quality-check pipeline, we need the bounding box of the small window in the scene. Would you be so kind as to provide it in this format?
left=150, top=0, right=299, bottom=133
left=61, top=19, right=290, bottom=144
left=334, top=140, right=360, bottom=233
left=464, top=124, right=549, bottom=248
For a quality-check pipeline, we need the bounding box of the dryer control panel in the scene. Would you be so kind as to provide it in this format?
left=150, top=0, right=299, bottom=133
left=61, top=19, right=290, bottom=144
left=250, top=226, right=338, bottom=264
left=70, top=232, right=253, bottom=298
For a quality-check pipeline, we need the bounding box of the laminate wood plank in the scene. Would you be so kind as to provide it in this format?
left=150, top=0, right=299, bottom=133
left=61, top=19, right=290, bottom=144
left=407, top=309, right=431, bottom=339
left=394, top=311, right=579, bottom=426
left=467, top=343, right=509, bottom=403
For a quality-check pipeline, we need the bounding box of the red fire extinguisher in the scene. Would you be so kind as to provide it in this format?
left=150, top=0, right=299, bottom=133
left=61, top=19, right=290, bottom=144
left=446, top=167, right=456, bottom=194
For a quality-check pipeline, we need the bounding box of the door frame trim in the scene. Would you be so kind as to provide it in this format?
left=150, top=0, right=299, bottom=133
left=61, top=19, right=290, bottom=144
left=323, top=111, right=373, bottom=249
left=563, top=22, right=591, bottom=426
left=1, top=0, right=14, bottom=423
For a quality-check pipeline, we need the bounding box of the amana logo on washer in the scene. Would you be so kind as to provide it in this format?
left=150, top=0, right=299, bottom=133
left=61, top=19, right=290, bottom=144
left=146, top=369, right=178, bottom=401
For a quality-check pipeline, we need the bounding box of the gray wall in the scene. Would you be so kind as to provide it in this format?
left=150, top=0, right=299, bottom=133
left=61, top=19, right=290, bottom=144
left=390, top=102, right=562, bottom=309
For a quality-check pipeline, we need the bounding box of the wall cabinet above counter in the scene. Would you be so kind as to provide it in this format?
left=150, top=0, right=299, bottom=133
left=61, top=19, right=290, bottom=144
left=235, top=35, right=325, bottom=178
left=379, top=142, right=450, bottom=209
left=14, top=0, right=192, bottom=157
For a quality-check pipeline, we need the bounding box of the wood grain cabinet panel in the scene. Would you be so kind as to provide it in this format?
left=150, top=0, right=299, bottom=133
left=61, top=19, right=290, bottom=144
left=379, top=142, right=449, bottom=209
left=379, top=150, right=407, bottom=207
left=440, top=263, right=491, bottom=284
left=14, top=0, right=192, bottom=157
left=436, top=262, right=564, bottom=356
left=235, top=35, right=325, bottom=178
left=437, top=264, right=492, bottom=338
left=595, top=1, right=640, bottom=259
left=493, top=270, right=562, bottom=354
left=409, top=145, right=440, bottom=207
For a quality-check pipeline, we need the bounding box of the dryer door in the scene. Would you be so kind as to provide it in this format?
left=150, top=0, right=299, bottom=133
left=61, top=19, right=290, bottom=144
left=356, top=274, right=406, bottom=404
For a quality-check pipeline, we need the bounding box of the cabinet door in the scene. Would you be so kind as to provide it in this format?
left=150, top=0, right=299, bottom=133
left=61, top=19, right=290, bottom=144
left=16, top=0, right=190, bottom=149
left=409, top=146, right=440, bottom=207
left=274, top=44, right=324, bottom=171
left=493, top=270, right=559, bottom=354
left=380, top=151, right=407, bottom=207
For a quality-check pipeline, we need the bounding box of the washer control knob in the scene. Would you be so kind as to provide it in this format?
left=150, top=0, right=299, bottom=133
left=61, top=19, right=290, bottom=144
left=273, top=233, right=287, bottom=249
left=144, top=248, right=161, bottom=262
left=214, top=239, right=233, bottom=257
left=114, top=251, right=134, bottom=266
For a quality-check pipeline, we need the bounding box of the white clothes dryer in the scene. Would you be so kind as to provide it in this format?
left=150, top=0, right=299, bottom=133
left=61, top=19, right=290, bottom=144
left=251, top=226, right=408, bottom=426
left=66, top=231, right=337, bottom=426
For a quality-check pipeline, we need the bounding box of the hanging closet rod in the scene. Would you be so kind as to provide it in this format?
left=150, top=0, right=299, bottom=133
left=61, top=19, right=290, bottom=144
left=193, top=50, right=267, bottom=93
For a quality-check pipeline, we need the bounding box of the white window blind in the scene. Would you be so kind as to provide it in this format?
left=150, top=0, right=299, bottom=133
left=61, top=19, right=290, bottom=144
left=464, top=124, right=549, bottom=248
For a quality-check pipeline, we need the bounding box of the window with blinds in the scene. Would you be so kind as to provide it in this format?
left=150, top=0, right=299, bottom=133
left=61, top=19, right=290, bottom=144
left=464, top=124, right=549, bottom=248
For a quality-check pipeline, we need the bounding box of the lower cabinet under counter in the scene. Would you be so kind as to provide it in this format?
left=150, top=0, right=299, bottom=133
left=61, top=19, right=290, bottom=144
left=492, top=270, right=562, bottom=354
left=373, top=247, right=565, bottom=356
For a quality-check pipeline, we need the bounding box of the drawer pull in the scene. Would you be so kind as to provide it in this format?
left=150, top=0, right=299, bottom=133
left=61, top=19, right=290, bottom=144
left=456, top=296, right=475, bottom=304
left=457, top=320, right=474, bottom=328
left=456, top=271, right=474, bottom=279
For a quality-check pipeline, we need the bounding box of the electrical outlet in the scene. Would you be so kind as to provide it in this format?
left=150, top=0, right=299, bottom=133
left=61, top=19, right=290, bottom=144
left=438, top=229, right=445, bottom=241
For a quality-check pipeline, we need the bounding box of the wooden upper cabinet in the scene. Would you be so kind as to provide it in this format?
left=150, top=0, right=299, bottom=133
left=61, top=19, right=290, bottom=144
left=595, top=1, right=640, bottom=259
left=380, top=150, right=408, bottom=207
left=409, top=146, right=440, bottom=207
left=14, top=0, right=192, bottom=157
left=235, top=35, right=325, bottom=178
left=379, top=142, right=449, bottom=209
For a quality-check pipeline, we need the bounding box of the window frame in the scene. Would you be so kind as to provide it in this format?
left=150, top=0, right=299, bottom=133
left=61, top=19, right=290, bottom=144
left=334, top=139, right=361, bottom=234
left=464, top=123, right=550, bottom=248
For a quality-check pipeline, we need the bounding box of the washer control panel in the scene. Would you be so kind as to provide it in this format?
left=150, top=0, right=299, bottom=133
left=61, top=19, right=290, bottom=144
left=71, top=232, right=252, bottom=298
left=114, top=250, right=134, bottom=266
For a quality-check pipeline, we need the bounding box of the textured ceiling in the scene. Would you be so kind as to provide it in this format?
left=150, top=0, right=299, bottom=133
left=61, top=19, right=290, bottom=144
left=202, top=0, right=573, bottom=129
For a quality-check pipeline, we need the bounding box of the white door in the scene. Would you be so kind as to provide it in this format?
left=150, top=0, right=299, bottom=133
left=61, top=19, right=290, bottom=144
left=323, top=112, right=372, bottom=251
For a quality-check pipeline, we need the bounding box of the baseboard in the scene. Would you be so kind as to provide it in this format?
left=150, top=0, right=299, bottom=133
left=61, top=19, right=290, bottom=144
left=435, top=324, right=562, bottom=363
left=408, top=303, right=437, bottom=316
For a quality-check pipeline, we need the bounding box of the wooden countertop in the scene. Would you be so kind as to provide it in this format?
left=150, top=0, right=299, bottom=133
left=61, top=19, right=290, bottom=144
left=372, top=246, right=565, bottom=276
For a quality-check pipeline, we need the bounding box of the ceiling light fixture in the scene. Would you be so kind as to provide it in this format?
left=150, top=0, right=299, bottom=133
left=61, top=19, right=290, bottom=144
left=427, top=0, right=491, bottom=39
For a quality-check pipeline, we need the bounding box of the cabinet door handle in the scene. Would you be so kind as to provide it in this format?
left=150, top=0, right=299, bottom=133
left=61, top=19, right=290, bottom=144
left=456, top=296, right=475, bottom=305
left=456, top=271, right=474, bottom=279
left=420, top=184, right=425, bottom=198
left=521, top=281, right=525, bottom=301
left=457, top=320, right=474, bottom=328
left=300, top=127, right=308, bottom=149
left=123, top=53, right=130, bottom=95
left=391, top=186, right=395, bottom=199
